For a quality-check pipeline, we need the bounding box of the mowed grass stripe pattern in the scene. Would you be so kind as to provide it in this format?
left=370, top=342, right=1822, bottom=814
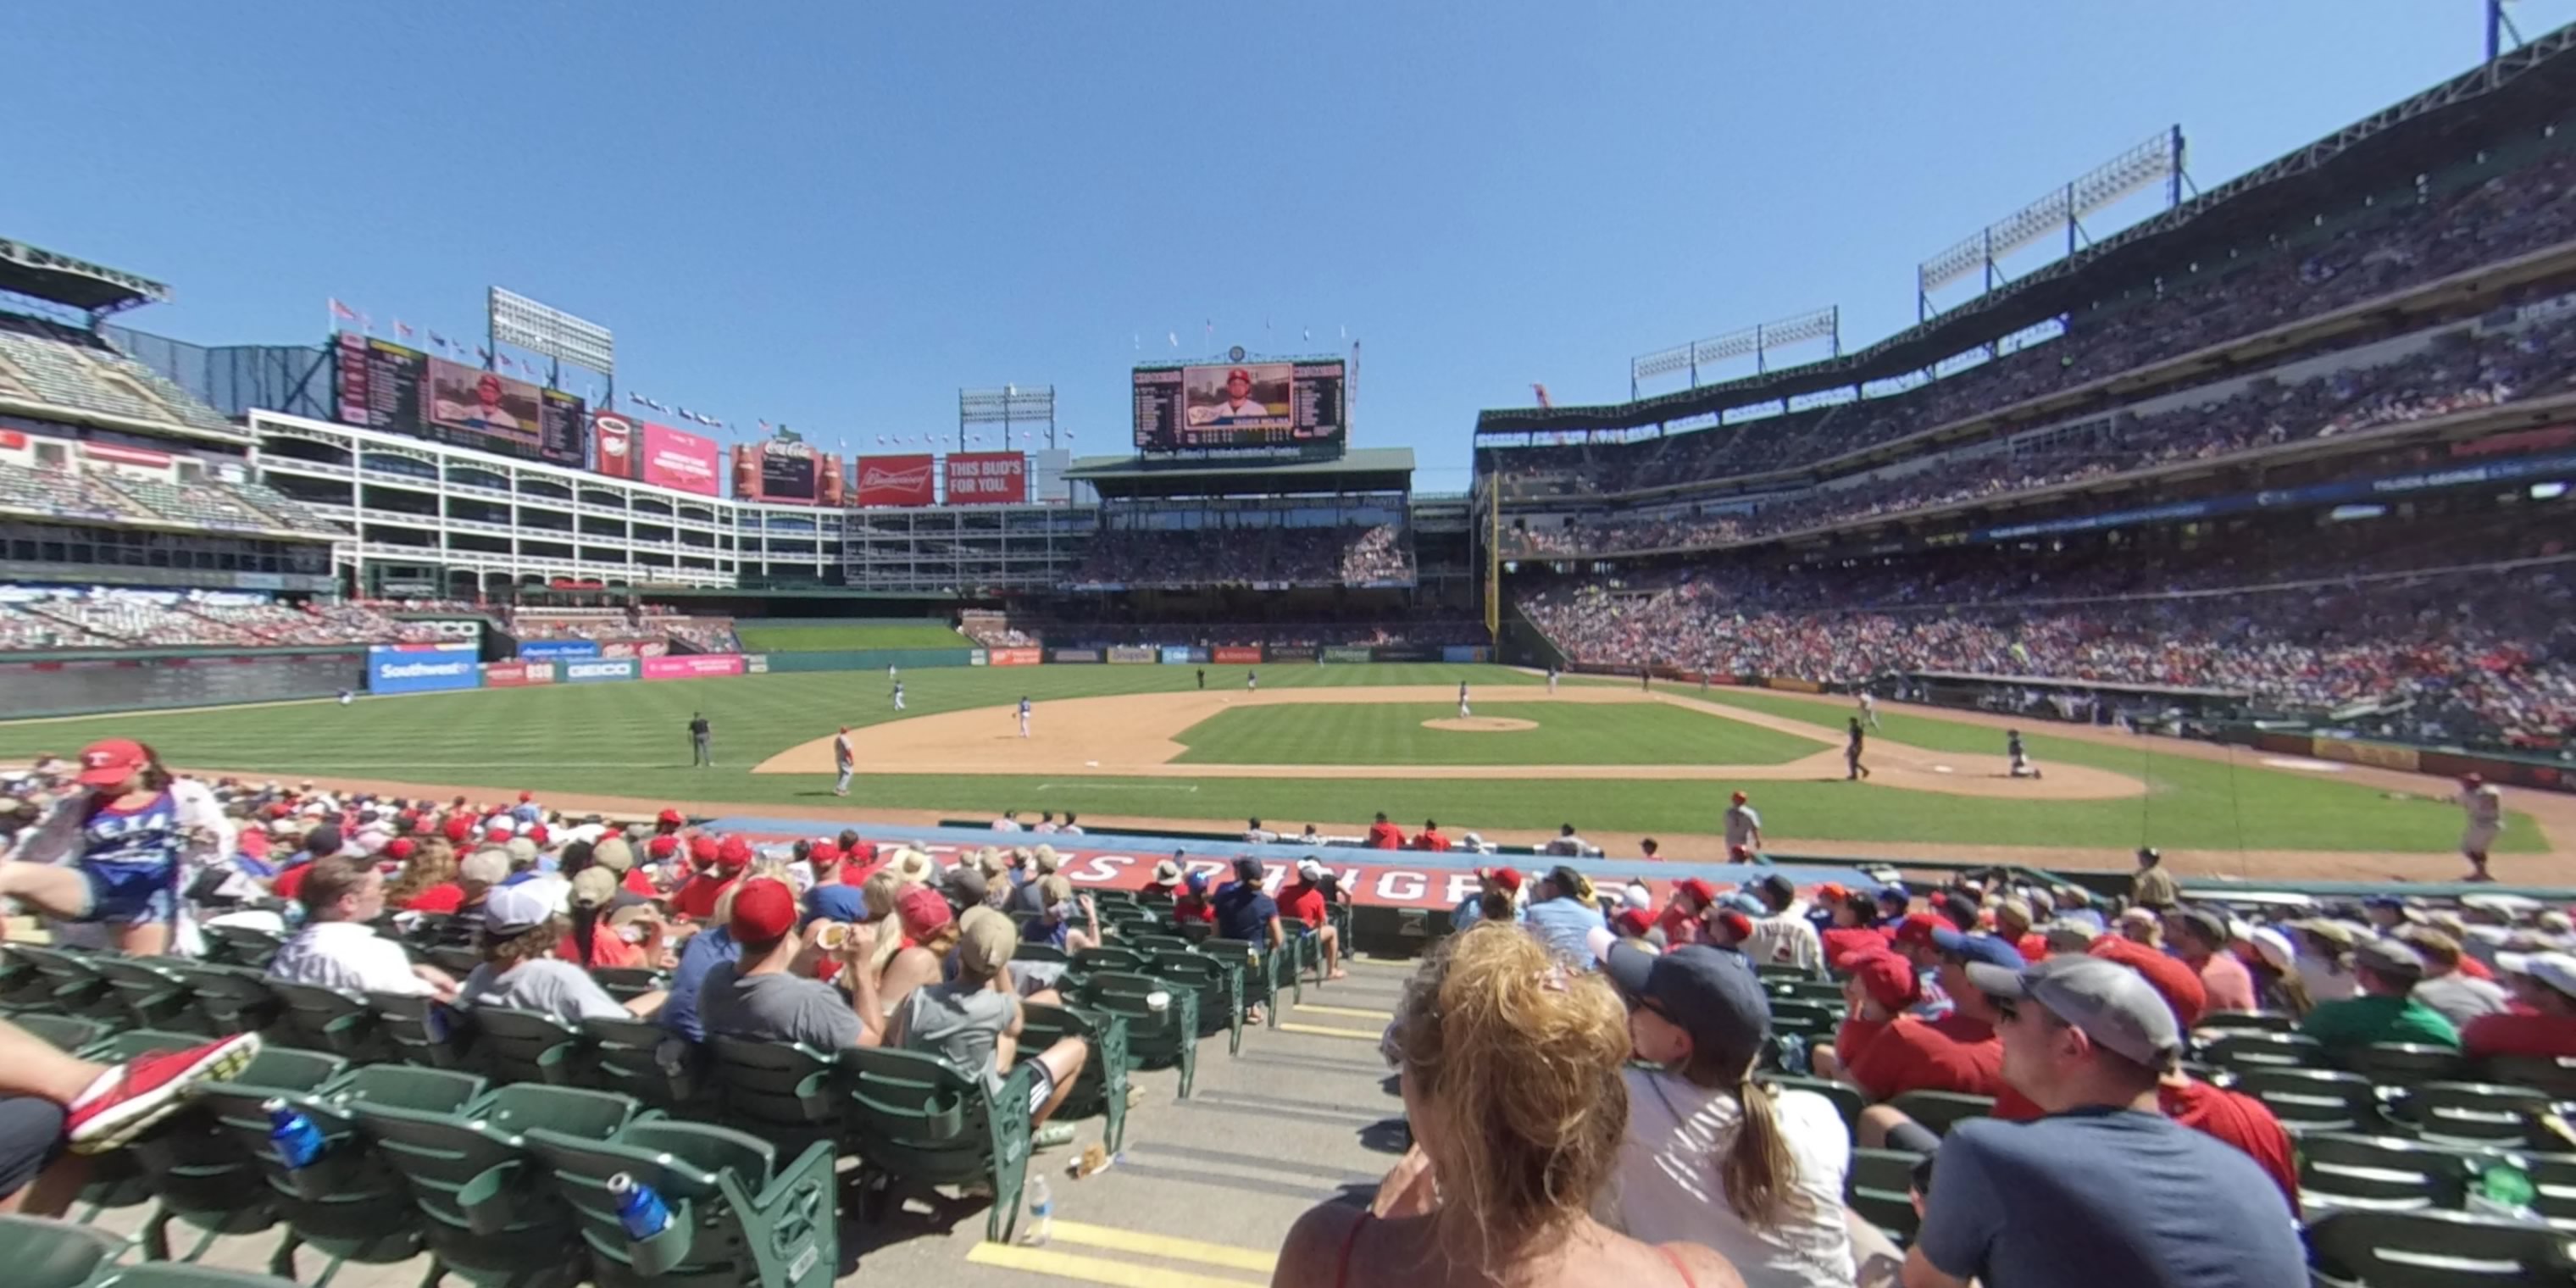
left=733, top=622, right=970, bottom=652
left=0, top=663, right=2511, bottom=854
left=1171, top=701, right=1815, bottom=766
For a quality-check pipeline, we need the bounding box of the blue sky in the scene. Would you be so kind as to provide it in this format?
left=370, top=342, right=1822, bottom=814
left=11, top=3, right=2572, bottom=492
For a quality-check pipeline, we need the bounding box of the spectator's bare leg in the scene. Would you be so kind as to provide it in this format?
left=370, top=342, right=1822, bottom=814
left=1808, top=1043, right=1844, bottom=1082
left=1030, top=1036, right=1087, bottom=1126
left=0, top=1019, right=109, bottom=1103
left=1322, top=926, right=1346, bottom=980
left=0, top=863, right=94, bottom=928
left=1856, top=1103, right=1918, bottom=1150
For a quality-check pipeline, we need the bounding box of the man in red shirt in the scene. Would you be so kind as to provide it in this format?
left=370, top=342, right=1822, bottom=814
left=1277, top=858, right=1345, bottom=980
left=654, top=808, right=685, bottom=836
left=1172, top=870, right=1217, bottom=928
left=2165, top=908, right=2258, bottom=1014
left=1409, top=819, right=1451, bottom=852
left=1816, top=947, right=2008, bottom=1122
left=669, top=834, right=741, bottom=920
left=1658, top=878, right=1716, bottom=947
left=1364, top=813, right=1404, bottom=849
left=2465, top=952, right=2576, bottom=1061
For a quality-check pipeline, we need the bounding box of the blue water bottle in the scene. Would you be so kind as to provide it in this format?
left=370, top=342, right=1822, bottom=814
left=608, top=1172, right=674, bottom=1241
left=263, top=1098, right=326, bottom=1169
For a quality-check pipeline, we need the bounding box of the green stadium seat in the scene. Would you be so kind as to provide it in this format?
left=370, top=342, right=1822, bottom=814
left=2296, top=1133, right=2474, bottom=1212
left=1148, top=947, right=1244, bottom=1054
left=2356, top=1042, right=2469, bottom=1088
left=585, top=1014, right=707, bottom=1112
left=525, top=1116, right=837, bottom=1286
left=1768, top=999, right=1840, bottom=1040
left=367, top=990, right=476, bottom=1070
left=1885, top=1091, right=1992, bottom=1137
left=1080, top=970, right=1199, bottom=1100
left=2402, top=1081, right=2557, bottom=1151
left=2478, top=1054, right=2576, bottom=1100
left=1204, top=936, right=1291, bottom=1025
left=266, top=980, right=396, bottom=1063
left=1279, top=917, right=1325, bottom=985
left=8, top=945, right=119, bottom=1019
left=88, top=956, right=203, bottom=1035
left=1771, top=1075, right=1864, bottom=1131
left=1072, top=946, right=1149, bottom=974
left=2200, top=1030, right=2323, bottom=1074
left=354, top=1083, right=643, bottom=1288
left=1019, top=1002, right=1131, bottom=1152
left=0, top=1213, right=125, bottom=1288
left=2194, top=1009, right=2296, bottom=1035
left=471, top=1006, right=592, bottom=1086
left=591, top=967, right=668, bottom=1005
left=707, top=1036, right=849, bottom=1159
left=2233, top=1067, right=2382, bottom=1135
left=202, top=924, right=284, bottom=972
left=13, top=1012, right=112, bottom=1054
left=2306, top=1208, right=2576, bottom=1287
left=158, top=962, right=280, bottom=1036
left=846, top=1046, right=1035, bottom=1243
left=192, top=1062, right=446, bottom=1282
left=1013, top=942, right=1071, bottom=966
left=2518, top=1154, right=2576, bottom=1231
left=1127, top=934, right=1193, bottom=956
left=1844, top=1147, right=1923, bottom=1241
left=87, top=1264, right=307, bottom=1288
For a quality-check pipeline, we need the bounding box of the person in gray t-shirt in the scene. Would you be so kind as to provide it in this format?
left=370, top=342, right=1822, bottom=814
left=458, top=958, right=636, bottom=1024
left=879, top=908, right=1088, bottom=1135
left=697, top=959, right=863, bottom=1050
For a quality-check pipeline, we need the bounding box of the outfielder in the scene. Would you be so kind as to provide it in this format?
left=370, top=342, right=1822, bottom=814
left=891, top=680, right=905, bottom=712
left=1018, top=696, right=1032, bottom=738
left=2461, top=773, right=2505, bottom=882
left=1457, top=680, right=1471, bottom=719
left=1246, top=669, right=1257, bottom=691
left=1546, top=664, right=1558, bottom=696
left=831, top=725, right=855, bottom=797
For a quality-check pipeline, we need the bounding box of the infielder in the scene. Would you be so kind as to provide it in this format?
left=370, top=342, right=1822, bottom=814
left=831, top=725, right=855, bottom=797
left=1546, top=664, right=1558, bottom=696
left=1018, top=696, right=1032, bottom=738
left=1857, top=689, right=1879, bottom=730
left=2007, top=728, right=2041, bottom=779
left=1246, top=669, right=1257, bottom=691
left=1457, top=680, right=1472, bottom=719
left=2461, top=773, right=2505, bottom=882
left=891, top=680, right=905, bottom=712
left=1723, top=791, right=1762, bottom=863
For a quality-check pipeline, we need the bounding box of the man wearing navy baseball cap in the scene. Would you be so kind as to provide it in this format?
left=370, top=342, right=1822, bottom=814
left=1903, top=954, right=2302, bottom=1288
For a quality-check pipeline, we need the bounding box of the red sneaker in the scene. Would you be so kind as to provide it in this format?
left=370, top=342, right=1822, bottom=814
left=65, top=1032, right=262, bottom=1154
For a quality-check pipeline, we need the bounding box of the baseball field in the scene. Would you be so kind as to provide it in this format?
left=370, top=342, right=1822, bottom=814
left=0, top=662, right=2560, bottom=880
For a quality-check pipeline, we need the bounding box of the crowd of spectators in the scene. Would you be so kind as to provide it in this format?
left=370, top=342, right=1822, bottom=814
left=1074, top=524, right=1416, bottom=587
left=1504, top=313, right=2576, bottom=558
left=0, top=589, right=434, bottom=650
left=510, top=608, right=740, bottom=653
left=1491, top=147, right=2576, bottom=501
left=1520, top=553, right=2576, bottom=745
left=1052, top=619, right=1486, bottom=650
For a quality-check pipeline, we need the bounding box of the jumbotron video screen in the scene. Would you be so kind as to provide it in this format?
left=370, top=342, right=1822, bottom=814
left=1132, top=358, right=1345, bottom=452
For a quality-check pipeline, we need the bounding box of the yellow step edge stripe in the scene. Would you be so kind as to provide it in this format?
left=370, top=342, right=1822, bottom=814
left=1274, top=1020, right=1385, bottom=1041
left=1293, top=1002, right=1393, bottom=1020
left=966, top=1241, right=1269, bottom=1288
left=1045, top=1219, right=1280, bottom=1272
left=1347, top=957, right=1417, bottom=970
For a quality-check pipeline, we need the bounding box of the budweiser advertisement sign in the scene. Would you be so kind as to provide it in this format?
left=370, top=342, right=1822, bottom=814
left=944, top=451, right=1026, bottom=504
left=853, top=453, right=936, bottom=507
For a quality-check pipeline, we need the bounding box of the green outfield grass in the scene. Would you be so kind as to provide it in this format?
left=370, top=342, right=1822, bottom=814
left=1172, top=700, right=1817, bottom=766
left=0, top=663, right=2529, bottom=856
left=734, top=622, right=968, bottom=652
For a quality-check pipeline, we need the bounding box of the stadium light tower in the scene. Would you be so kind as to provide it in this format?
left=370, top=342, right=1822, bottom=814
left=958, top=385, right=1056, bottom=452
left=1629, top=307, right=1840, bottom=399
left=1915, top=129, right=2186, bottom=322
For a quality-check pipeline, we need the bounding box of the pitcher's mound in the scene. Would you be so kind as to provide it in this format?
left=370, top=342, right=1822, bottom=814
left=1424, top=716, right=1538, bottom=733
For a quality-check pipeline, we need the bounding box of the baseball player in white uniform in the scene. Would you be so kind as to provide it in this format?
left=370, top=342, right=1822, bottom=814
left=831, top=726, right=856, bottom=797
left=1858, top=690, right=1879, bottom=730
left=1723, top=791, right=1763, bottom=863
left=2461, top=773, right=2505, bottom=881
left=1018, top=696, right=1032, bottom=738
left=1246, top=669, right=1257, bottom=692
left=891, top=680, right=905, bottom=712
left=1457, top=680, right=1472, bottom=719
left=1546, top=665, right=1558, bottom=696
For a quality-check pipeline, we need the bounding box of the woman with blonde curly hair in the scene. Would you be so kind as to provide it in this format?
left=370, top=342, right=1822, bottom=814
left=384, top=838, right=463, bottom=914
left=1272, top=924, right=1741, bottom=1288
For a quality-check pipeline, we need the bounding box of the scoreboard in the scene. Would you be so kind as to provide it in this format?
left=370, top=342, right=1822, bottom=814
left=334, top=334, right=586, bottom=466
left=1133, top=358, right=1345, bottom=454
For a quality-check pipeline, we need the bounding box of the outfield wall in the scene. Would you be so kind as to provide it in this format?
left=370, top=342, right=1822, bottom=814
left=0, top=647, right=366, bottom=719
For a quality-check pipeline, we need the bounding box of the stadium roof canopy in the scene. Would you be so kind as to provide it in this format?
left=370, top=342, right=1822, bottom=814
left=0, top=237, right=171, bottom=314
left=1474, top=23, right=2576, bottom=438
left=1067, top=447, right=1415, bottom=499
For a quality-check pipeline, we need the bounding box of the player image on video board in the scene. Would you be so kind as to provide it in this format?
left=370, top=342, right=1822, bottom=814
left=1184, top=363, right=1291, bottom=430
left=426, top=358, right=539, bottom=441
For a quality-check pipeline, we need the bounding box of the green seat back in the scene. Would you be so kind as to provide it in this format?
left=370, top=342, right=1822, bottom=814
left=2198, top=1030, right=2322, bottom=1074
left=526, top=1117, right=838, bottom=1285
left=1019, top=1002, right=1130, bottom=1152
left=0, top=1207, right=125, bottom=1288
left=708, top=1036, right=847, bottom=1156
left=1843, top=1147, right=1923, bottom=1240
left=2296, top=1132, right=2473, bottom=1212
left=2407, top=1080, right=2556, bottom=1149
left=92, top=1264, right=308, bottom=1287
left=159, top=962, right=281, bottom=1035
left=1073, top=947, right=1147, bottom=974
left=1013, top=942, right=1071, bottom=965
left=584, top=1014, right=706, bottom=1111
left=2232, top=1067, right=2379, bottom=1134
left=204, top=925, right=285, bottom=971
left=2357, top=1042, right=2469, bottom=1087
left=89, top=956, right=203, bottom=1034
left=8, top=945, right=118, bottom=1018
left=845, top=1046, right=1030, bottom=1239
left=2307, top=1208, right=2576, bottom=1287
left=2479, top=1054, right=2576, bottom=1100
left=1885, top=1091, right=1992, bottom=1137
left=267, top=980, right=396, bottom=1063
left=1081, top=971, right=1198, bottom=1097
left=471, top=1006, right=591, bottom=1086
left=14, top=1012, right=110, bottom=1054
left=367, top=990, right=475, bottom=1070
left=1770, top=1075, right=1864, bottom=1131
left=2192, top=1009, right=2295, bottom=1035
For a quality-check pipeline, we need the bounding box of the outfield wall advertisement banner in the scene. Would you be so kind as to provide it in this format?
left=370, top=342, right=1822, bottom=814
left=1050, top=648, right=1102, bottom=663
left=746, top=654, right=770, bottom=675
left=368, top=642, right=482, bottom=695
left=1108, top=647, right=1156, bottom=664
left=562, top=658, right=638, bottom=684
left=1442, top=647, right=1492, bottom=663
left=987, top=647, right=1042, bottom=667
left=1323, top=647, right=1374, bottom=663
left=1267, top=645, right=1314, bottom=663
left=481, top=661, right=556, bottom=687
left=853, top=454, right=936, bottom=508
left=1211, top=647, right=1262, bottom=664
left=643, top=654, right=747, bottom=680
left=518, top=640, right=600, bottom=662
left=598, top=641, right=670, bottom=659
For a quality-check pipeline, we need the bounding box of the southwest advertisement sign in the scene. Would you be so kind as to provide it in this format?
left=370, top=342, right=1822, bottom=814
left=367, top=642, right=481, bottom=695
left=853, top=453, right=937, bottom=508
left=944, top=452, right=1026, bottom=504
left=1051, top=648, right=1102, bottom=663
left=482, top=661, right=557, bottom=687
left=643, top=654, right=747, bottom=680
left=987, top=647, right=1042, bottom=667
left=1107, top=647, right=1156, bottom=664
left=563, top=658, right=639, bottom=685
left=518, top=640, right=601, bottom=662
left=1211, top=647, right=1262, bottom=664
left=595, top=414, right=723, bottom=497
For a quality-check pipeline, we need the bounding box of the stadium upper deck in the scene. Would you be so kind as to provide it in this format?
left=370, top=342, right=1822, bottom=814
left=1474, top=27, right=2576, bottom=506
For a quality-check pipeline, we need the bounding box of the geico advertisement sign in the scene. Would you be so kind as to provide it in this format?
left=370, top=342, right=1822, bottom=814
left=563, top=658, right=639, bottom=684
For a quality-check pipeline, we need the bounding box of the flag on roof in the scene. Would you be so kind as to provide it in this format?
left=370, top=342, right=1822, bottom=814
left=430, top=330, right=449, bottom=350
left=394, top=320, right=414, bottom=339
left=329, top=298, right=358, bottom=321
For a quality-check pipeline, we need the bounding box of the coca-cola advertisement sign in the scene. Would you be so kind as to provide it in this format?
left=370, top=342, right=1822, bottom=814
left=595, top=414, right=720, bottom=497
left=853, top=453, right=936, bottom=508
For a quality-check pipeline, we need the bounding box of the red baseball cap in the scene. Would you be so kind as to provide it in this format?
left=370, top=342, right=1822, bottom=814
left=2089, top=935, right=2207, bottom=1030
left=896, top=886, right=953, bottom=940
left=528, top=824, right=550, bottom=847
left=1892, top=913, right=1943, bottom=947
left=1226, top=367, right=1251, bottom=382
left=76, top=739, right=149, bottom=787
left=484, top=825, right=513, bottom=844
left=518, top=791, right=534, bottom=802
left=1673, top=878, right=1718, bottom=908
left=716, top=836, right=753, bottom=870
left=727, top=879, right=798, bottom=943
left=443, top=816, right=473, bottom=843
left=658, top=808, right=685, bottom=827
left=647, top=835, right=680, bottom=860
left=809, top=841, right=841, bottom=866
left=1847, top=950, right=1922, bottom=1013
left=1612, top=908, right=1654, bottom=938
left=1478, top=867, right=1523, bottom=894
left=386, top=838, right=417, bottom=862
left=687, top=836, right=719, bottom=869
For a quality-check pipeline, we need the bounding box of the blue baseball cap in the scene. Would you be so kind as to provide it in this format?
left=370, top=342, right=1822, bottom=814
left=1929, top=927, right=2025, bottom=970
left=1603, top=942, right=1772, bottom=1069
